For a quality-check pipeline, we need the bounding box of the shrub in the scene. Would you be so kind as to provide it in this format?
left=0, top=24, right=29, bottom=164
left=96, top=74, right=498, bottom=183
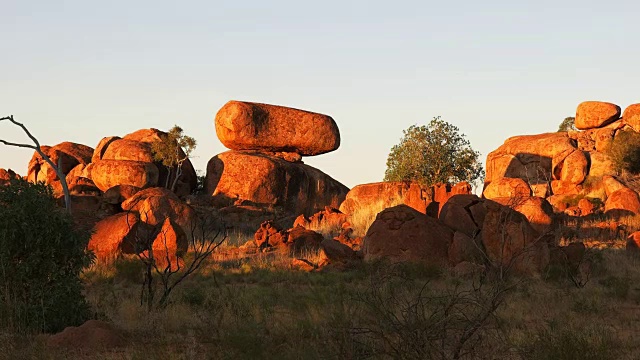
left=607, top=129, right=640, bottom=174
left=0, top=179, right=94, bottom=333
left=519, top=324, right=621, bottom=360
left=384, top=117, right=484, bottom=186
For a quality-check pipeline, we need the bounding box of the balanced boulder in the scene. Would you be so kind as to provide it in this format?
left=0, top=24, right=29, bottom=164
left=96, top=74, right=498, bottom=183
left=215, top=101, right=340, bottom=156
left=575, top=101, right=621, bottom=130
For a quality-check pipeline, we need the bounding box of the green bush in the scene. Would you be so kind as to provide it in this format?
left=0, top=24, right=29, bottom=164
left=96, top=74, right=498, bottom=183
left=607, top=129, right=640, bottom=174
left=0, top=179, right=94, bottom=333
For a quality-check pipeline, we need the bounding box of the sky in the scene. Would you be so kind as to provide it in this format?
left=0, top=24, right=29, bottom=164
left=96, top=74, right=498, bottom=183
left=1, top=0, right=639, bottom=189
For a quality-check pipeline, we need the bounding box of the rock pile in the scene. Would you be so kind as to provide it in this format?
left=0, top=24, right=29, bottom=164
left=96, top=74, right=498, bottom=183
left=485, top=101, right=640, bottom=216
left=207, top=101, right=349, bottom=216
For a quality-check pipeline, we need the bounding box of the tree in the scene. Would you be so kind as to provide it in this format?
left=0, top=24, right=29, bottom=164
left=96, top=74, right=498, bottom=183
left=0, top=115, right=72, bottom=212
left=558, top=117, right=576, bottom=132
left=0, top=178, right=94, bottom=333
left=384, top=117, right=484, bottom=187
left=151, top=125, right=197, bottom=193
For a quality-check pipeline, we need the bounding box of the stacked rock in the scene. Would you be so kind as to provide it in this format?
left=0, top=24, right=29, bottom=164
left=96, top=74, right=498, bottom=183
left=207, top=101, right=349, bottom=216
left=484, top=101, right=640, bottom=216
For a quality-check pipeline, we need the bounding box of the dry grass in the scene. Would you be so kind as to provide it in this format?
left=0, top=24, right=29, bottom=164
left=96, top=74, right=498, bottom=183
left=349, top=198, right=405, bottom=237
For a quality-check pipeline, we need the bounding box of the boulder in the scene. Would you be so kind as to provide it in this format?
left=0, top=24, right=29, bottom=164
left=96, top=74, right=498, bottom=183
left=254, top=221, right=287, bottom=249
left=92, top=136, right=121, bottom=163
left=320, top=238, right=359, bottom=263
left=547, top=195, right=569, bottom=213
left=91, top=159, right=159, bottom=192
left=88, top=213, right=146, bottom=261
left=578, top=198, right=596, bottom=216
left=137, top=195, right=198, bottom=235
left=215, top=100, right=340, bottom=156
left=485, top=132, right=576, bottom=186
left=205, top=151, right=348, bottom=216
left=440, top=195, right=550, bottom=274
left=560, top=150, right=588, bottom=184
left=594, top=128, right=616, bottom=152
left=362, top=205, right=453, bottom=265
left=480, top=200, right=549, bottom=274
left=483, top=177, right=531, bottom=200
left=339, top=182, right=430, bottom=215
left=448, top=231, right=483, bottom=265
left=575, top=101, right=621, bottom=130
left=439, top=195, right=483, bottom=238
left=121, top=187, right=180, bottom=211
left=103, top=185, right=142, bottom=205
left=286, top=226, right=324, bottom=255
left=551, top=180, right=582, bottom=195
left=493, top=196, right=554, bottom=235
left=145, top=218, right=187, bottom=271
left=27, top=142, right=94, bottom=184
left=622, top=103, right=640, bottom=132
left=101, top=139, right=154, bottom=162
left=605, top=187, right=640, bottom=215
left=47, top=320, right=126, bottom=350
left=602, top=175, right=626, bottom=197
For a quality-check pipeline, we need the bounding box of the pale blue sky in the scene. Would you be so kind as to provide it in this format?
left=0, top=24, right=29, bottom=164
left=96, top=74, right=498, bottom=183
left=1, top=0, right=639, bottom=188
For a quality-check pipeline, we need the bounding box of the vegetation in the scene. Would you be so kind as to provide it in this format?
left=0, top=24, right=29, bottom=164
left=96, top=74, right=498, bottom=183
left=558, top=116, right=577, bottom=132
left=384, top=117, right=484, bottom=187
left=607, top=129, right=640, bottom=174
left=0, top=179, right=94, bottom=333
left=151, top=125, right=197, bottom=192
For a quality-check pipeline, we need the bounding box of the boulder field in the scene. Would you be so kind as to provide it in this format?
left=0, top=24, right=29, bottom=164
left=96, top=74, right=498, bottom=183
left=485, top=101, right=640, bottom=217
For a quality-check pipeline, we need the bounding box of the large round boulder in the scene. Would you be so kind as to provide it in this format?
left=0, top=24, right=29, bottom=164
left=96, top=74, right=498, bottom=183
left=362, top=205, right=453, bottom=266
left=483, top=177, right=531, bottom=200
left=605, top=187, right=640, bottom=215
left=622, top=103, right=640, bottom=132
left=205, top=151, right=349, bottom=216
left=91, top=159, right=159, bottom=192
left=215, top=101, right=340, bottom=156
left=101, top=139, right=154, bottom=162
left=575, top=101, right=621, bottom=130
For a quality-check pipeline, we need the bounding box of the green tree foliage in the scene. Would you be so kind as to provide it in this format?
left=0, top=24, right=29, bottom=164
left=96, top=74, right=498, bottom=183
left=607, top=129, right=640, bottom=174
left=0, top=179, right=94, bottom=333
left=151, top=125, right=197, bottom=192
left=558, top=117, right=576, bottom=132
left=384, top=117, right=484, bottom=186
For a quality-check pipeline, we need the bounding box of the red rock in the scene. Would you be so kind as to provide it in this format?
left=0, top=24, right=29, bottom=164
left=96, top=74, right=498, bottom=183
left=286, top=226, right=324, bottom=255
left=339, top=181, right=430, bottom=215
left=103, top=185, right=142, bottom=205
left=362, top=205, right=453, bottom=266
left=91, top=159, right=159, bottom=192
left=92, top=136, right=121, bottom=163
left=320, top=238, right=358, bottom=263
left=485, top=132, right=576, bottom=185
left=28, top=142, right=93, bottom=184
left=205, top=151, right=348, bottom=216
left=439, top=195, right=482, bottom=238
left=560, top=150, right=588, bottom=184
left=88, top=213, right=143, bottom=261
left=578, top=198, right=596, bottom=216
left=121, top=187, right=180, bottom=211
left=101, top=139, right=154, bottom=162
left=622, top=103, right=640, bottom=132
left=293, top=206, right=348, bottom=231
left=547, top=195, right=569, bottom=212
left=605, top=187, right=640, bottom=215
left=144, top=218, right=187, bottom=271
left=448, top=231, right=483, bottom=265
left=493, top=196, right=554, bottom=235
left=480, top=200, right=549, bottom=274
left=138, top=195, right=198, bottom=235
left=575, top=101, right=621, bottom=130
left=594, top=128, right=615, bottom=152
left=589, top=152, right=616, bottom=178
left=483, top=177, right=531, bottom=200
left=626, top=231, right=640, bottom=252
left=215, top=100, right=340, bottom=156
left=602, top=175, right=626, bottom=196
left=291, top=258, right=316, bottom=272
left=0, top=168, right=19, bottom=185
left=551, top=180, right=582, bottom=195
left=254, top=221, right=287, bottom=249
left=47, top=320, right=126, bottom=350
